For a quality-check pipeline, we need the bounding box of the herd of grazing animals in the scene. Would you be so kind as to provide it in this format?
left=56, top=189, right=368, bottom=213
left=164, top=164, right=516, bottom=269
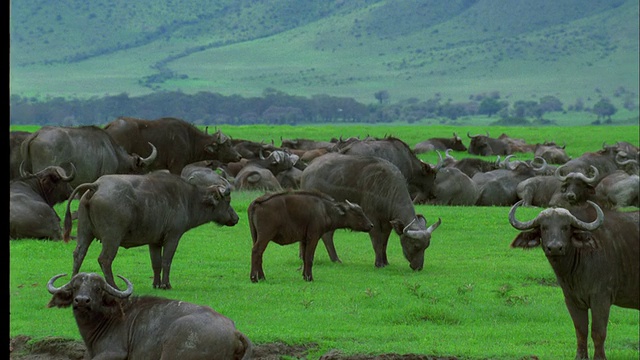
left=9, top=118, right=639, bottom=359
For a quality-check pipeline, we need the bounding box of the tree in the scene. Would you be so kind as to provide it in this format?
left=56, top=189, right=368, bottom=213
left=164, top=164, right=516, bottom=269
left=478, top=98, right=505, bottom=117
left=374, top=90, right=390, bottom=104
left=538, top=95, right=563, bottom=113
left=592, top=98, right=617, bottom=121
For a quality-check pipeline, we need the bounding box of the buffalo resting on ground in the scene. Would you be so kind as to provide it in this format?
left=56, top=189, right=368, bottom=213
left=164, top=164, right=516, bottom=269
left=63, top=171, right=239, bottom=290
left=248, top=190, right=373, bottom=282
left=47, top=272, right=253, bottom=360
left=10, top=165, right=76, bottom=240
left=509, top=200, right=639, bottom=360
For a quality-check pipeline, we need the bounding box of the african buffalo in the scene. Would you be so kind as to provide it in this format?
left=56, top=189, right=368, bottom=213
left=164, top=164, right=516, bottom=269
left=301, top=153, right=442, bottom=270
left=446, top=155, right=503, bottom=178
left=181, top=161, right=232, bottom=188
left=509, top=200, right=639, bottom=360
left=473, top=156, right=548, bottom=206
left=233, top=150, right=300, bottom=191
left=467, top=131, right=512, bottom=156
left=339, top=136, right=439, bottom=204
left=594, top=170, right=639, bottom=209
left=429, top=166, right=479, bottom=206
left=104, top=117, right=241, bottom=174
left=515, top=175, right=563, bottom=207
left=248, top=190, right=373, bottom=282
left=47, top=272, right=252, bottom=359
left=534, top=142, right=571, bottom=164
left=10, top=130, right=31, bottom=181
left=63, top=171, right=239, bottom=290
left=413, top=132, right=467, bottom=153
left=551, top=165, right=600, bottom=207
left=10, top=165, right=75, bottom=240
left=20, top=125, right=157, bottom=188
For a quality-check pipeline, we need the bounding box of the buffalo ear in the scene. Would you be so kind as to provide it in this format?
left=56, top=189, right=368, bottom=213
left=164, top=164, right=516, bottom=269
left=511, top=230, right=541, bottom=249
left=571, top=231, right=598, bottom=250
left=389, top=219, right=404, bottom=234
left=47, top=292, right=73, bottom=308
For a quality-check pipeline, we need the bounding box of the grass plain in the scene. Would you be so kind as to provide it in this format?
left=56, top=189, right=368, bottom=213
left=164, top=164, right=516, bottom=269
left=9, top=124, right=640, bottom=359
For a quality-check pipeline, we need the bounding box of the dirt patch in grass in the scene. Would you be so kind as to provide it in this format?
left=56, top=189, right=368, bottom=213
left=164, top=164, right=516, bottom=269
left=10, top=335, right=468, bottom=360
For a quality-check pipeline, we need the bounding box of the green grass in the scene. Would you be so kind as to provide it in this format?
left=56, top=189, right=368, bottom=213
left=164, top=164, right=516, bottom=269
left=10, top=124, right=640, bottom=359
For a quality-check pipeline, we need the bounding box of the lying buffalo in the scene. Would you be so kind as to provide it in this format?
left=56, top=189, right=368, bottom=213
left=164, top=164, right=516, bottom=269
left=248, top=190, right=373, bottom=282
left=47, top=272, right=252, bottom=359
left=301, top=153, right=441, bottom=270
left=63, top=171, right=239, bottom=290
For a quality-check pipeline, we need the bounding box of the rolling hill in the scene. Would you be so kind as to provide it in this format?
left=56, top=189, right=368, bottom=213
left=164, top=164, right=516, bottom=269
left=9, top=0, right=639, bottom=105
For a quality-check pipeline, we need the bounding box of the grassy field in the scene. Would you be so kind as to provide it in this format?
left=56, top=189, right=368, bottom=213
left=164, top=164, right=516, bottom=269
left=9, top=124, right=639, bottom=359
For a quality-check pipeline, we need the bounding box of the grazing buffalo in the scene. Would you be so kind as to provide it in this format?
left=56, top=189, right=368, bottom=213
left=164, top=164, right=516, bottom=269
left=20, top=126, right=157, bottom=188
left=248, top=190, right=373, bottom=282
left=301, top=153, right=442, bottom=270
left=467, top=131, right=512, bottom=156
left=10, top=165, right=75, bottom=240
left=509, top=200, right=639, bottom=360
left=47, top=272, right=252, bottom=359
left=63, top=172, right=239, bottom=290
left=10, top=130, right=31, bottom=181
left=413, top=132, right=467, bottom=153
left=104, top=117, right=241, bottom=174
left=339, top=136, right=439, bottom=203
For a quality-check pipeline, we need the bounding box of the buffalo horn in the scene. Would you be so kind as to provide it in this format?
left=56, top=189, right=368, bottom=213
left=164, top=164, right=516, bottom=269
left=47, top=273, right=73, bottom=294
left=19, top=161, right=31, bottom=178
left=140, top=143, right=158, bottom=166
left=403, top=216, right=429, bottom=238
left=425, top=217, right=442, bottom=235
left=555, top=165, right=599, bottom=184
left=508, top=200, right=537, bottom=230
left=569, top=201, right=604, bottom=231
left=56, top=162, right=77, bottom=182
left=531, top=156, right=548, bottom=173
left=103, top=275, right=134, bottom=298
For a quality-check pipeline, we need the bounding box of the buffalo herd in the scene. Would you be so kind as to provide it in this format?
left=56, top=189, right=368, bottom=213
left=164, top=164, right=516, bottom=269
left=10, top=118, right=639, bottom=359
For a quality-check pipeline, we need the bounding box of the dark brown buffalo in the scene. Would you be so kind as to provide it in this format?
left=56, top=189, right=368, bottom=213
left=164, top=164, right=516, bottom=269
left=467, top=131, right=512, bottom=156
left=63, top=171, right=239, bottom=290
left=104, top=117, right=241, bottom=174
left=301, top=153, right=442, bottom=270
left=47, top=272, right=252, bottom=359
left=20, top=126, right=157, bottom=188
left=10, top=130, right=31, bottom=181
left=339, top=136, right=439, bottom=203
left=555, top=147, right=619, bottom=184
left=248, top=190, right=373, bottom=282
left=551, top=165, right=600, bottom=207
left=534, top=142, right=571, bottom=164
left=497, top=133, right=535, bottom=153
left=447, top=155, right=503, bottom=178
left=280, top=137, right=335, bottom=151
left=509, top=200, right=639, bottom=360
left=10, top=165, right=75, bottom=240
left=232, top=138, right=279, bottom=159
left=413, top=132, right=467, bottom=153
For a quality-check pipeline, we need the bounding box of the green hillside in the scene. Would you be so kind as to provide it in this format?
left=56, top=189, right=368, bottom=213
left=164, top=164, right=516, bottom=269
left=9, top=0, right=639, bottom=106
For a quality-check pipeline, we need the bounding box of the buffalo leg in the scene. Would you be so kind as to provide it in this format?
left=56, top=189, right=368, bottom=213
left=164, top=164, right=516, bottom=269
left=590, top=302, right=612, bottom=360
left=250, top=239, right=269, bottom=282
left=320, top=230, right=341, bottom=263
left=159, top=237, right=181, bottom=290
left=97, top=240, right=121, bottom=289
left=368, top=225, right=392, bottom=268
left=149, top=244, right=163, bottom=289
left=565, top=300, right=590, bottom=360
left=302, top=238, right=320, bottom=281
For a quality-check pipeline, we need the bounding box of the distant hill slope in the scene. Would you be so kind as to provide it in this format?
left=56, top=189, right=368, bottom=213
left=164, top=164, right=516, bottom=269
left=9, top=0, right=639, bottom=105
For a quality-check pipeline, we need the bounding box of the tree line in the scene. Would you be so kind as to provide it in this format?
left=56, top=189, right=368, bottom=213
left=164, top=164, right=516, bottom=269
left=10, top=86, right=631, bottom=126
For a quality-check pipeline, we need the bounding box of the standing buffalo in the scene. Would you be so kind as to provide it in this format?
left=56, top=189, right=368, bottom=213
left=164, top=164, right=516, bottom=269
left=10, top=165, right=75, bottom=240
left=248, top=190, right=373, bottom=282
left=63, top=171, right=239, bottom=290
left=301, top=153, right=441, bottom=270
left=20, top=126, right=157, bottom=188
left=104, top=117, right=241, bottom=174
left=467, top=131, right=512, bottom=156
left=339, top=136, right=439, bottom=203
left=47, top=272, right=252, bottom=359
left=413, top=132, right=467, bottom=153
left=509, top=200, right=639, bottom=360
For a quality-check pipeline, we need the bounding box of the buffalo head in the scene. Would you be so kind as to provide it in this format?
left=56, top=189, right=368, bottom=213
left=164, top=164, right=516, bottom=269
left=509, top=200, right=604, bottom=256
left=392, top=215, right=442, bottom=271
left=47, top=273, right=133, bottom=312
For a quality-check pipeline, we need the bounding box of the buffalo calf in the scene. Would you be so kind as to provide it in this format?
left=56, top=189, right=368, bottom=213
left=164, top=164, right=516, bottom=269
left=248, top=190, right=373, bottom=282
left=48, top=272, right=252, bottom=360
